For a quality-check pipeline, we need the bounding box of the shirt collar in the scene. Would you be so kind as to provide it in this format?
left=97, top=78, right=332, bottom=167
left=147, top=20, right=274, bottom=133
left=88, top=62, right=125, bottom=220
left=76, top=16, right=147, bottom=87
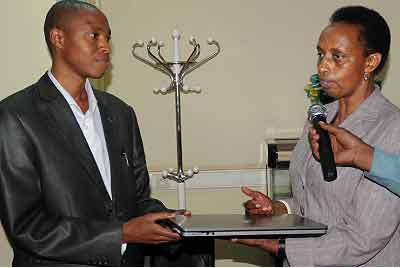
left=47, top=70, right=98, bottom=114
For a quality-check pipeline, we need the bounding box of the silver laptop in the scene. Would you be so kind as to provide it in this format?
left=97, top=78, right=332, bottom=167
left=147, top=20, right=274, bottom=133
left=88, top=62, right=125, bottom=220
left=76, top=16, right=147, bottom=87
left=166, top=214, right=327, bottom=237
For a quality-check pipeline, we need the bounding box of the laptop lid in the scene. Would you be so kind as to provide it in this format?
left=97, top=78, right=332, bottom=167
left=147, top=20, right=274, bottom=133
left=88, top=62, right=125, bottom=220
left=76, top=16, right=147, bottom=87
left=168, top=214, right=327, bottom=237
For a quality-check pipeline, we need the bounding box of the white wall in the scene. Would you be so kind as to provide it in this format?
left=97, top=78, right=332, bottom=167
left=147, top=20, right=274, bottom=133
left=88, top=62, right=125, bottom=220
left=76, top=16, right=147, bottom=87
left=2, top=1, right=55, bottom=265
left=100, top=0, right=400, bottom=171
left=2, top=1, right=53, bottom=97
left=2, top=0, right=400, bottom=172
left=2, top=0, right=400, bottom=266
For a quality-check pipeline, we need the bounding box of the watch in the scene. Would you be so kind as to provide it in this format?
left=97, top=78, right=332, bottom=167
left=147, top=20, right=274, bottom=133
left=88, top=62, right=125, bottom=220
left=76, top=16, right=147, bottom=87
left=276, top=239, right=286, bottom=258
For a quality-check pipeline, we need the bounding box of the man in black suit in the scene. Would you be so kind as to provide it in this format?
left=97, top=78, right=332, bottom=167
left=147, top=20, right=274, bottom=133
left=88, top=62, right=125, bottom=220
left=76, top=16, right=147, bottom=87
left=0, top=1, right=200, bottom=266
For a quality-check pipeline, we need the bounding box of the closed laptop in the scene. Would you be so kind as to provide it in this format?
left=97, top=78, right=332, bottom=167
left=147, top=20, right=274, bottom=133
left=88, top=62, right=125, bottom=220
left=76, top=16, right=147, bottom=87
left=166, top=214, right=327, bottom=238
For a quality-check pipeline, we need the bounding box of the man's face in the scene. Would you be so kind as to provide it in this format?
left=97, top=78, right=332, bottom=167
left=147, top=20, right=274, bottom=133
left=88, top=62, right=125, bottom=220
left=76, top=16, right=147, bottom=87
left=58, top=9, right=111, bottom=79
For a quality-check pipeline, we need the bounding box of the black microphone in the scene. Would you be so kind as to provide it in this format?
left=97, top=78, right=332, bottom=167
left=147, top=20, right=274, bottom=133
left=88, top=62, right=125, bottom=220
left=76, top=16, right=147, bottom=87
left=308, top=104, right=337, bottom=181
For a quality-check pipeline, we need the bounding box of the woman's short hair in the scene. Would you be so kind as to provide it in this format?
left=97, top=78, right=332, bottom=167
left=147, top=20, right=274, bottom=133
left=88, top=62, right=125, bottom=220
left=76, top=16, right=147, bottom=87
left=330, top=6, right=390, bottom=74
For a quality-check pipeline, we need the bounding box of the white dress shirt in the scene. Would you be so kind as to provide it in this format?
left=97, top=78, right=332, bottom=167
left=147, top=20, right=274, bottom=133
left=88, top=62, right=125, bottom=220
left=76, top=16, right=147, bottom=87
left=47, top=71, right=112, bottom=199
left=48, top=71, right=128, bottom=254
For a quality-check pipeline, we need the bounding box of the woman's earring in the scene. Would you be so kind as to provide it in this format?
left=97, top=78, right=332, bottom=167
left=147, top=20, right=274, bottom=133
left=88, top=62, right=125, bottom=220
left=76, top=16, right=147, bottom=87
left=363, top=72, right=370, bottom=81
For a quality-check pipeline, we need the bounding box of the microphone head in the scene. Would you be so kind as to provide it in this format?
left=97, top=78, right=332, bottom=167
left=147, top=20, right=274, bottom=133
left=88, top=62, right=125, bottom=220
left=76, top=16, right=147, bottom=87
left=308, top=103, right=327, bottom=121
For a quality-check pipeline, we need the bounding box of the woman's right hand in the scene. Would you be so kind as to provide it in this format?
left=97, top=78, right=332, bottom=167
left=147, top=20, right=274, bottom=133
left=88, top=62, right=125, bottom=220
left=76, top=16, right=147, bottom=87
left=241, top=186, right=275, bottom=216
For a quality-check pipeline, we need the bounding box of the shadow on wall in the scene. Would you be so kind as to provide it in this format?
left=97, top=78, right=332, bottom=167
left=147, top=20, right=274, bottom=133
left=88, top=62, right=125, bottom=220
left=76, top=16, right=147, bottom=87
left=376, top=54, right=390, bottom=89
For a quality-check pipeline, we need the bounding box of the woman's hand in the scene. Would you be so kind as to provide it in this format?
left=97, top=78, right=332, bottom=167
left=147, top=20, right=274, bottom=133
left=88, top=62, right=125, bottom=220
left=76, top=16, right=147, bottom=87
left=242, top=186, right=274, bottom=215
left=231, top=238, right=279, bottom=255
left=241, top=187, right=287, bottom=216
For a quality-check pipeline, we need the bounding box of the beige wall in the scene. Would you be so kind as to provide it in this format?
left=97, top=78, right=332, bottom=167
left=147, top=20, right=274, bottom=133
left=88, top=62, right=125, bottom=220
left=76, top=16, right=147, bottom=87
left=101, top=0, right=400, bottom=171
left=2, top=0, right=53, bottom=97
left=2, top=1, right=55, bottom=265
left=2, top=1, right=400, bottom=170
left=2, top=0, right=400, bottom=266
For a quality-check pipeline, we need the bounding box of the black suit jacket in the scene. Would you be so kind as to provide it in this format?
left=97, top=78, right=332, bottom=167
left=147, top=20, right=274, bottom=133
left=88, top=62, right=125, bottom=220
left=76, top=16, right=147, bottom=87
left=0, top=74, right=167, bottom=266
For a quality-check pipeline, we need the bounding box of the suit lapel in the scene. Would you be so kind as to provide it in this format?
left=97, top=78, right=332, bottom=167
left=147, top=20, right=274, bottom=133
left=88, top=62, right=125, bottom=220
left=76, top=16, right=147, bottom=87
left=36, top=74, right=110, bottom=200
left=95, top=93, right=122, bottom=202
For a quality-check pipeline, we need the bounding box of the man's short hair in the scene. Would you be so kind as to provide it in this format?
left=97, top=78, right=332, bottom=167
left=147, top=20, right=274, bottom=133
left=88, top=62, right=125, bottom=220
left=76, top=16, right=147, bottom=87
left=44, top=0, right=99, bottom=56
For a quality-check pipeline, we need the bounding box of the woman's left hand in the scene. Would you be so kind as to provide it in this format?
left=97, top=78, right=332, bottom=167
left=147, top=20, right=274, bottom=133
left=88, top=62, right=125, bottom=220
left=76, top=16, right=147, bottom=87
left=231, top=238, right=279, bottom=254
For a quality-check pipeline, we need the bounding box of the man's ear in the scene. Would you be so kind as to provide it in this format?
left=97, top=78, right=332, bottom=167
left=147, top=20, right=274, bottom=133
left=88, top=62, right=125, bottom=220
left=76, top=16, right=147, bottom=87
left=364, top=52, right=382, bottom=73
left=49, top=27, right=65, bottom=53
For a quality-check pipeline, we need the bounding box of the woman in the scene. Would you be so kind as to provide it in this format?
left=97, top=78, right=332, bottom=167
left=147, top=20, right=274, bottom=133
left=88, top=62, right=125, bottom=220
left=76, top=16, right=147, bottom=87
left=309, top=122, right=400, bottom=196
left=234, top=6, right=400, bottom=266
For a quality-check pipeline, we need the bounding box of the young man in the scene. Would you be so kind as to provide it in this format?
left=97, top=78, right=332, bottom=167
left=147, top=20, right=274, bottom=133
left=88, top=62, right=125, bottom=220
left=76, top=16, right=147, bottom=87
left=0, top=1, right=201, bottom=266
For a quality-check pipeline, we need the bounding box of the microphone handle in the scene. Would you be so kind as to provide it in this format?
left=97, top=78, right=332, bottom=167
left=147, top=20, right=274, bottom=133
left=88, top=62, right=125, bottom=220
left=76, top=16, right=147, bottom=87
left=313, top=118, right=337, bottom=181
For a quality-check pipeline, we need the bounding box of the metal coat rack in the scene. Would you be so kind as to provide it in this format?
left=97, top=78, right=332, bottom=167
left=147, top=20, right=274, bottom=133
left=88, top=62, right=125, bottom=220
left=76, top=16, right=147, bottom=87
left=132, top=30, right=220, bottom=209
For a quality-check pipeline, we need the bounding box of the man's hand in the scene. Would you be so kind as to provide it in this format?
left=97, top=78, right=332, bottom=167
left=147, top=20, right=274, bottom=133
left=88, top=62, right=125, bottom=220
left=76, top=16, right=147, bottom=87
left=309, top=122, right=374, bottom=171
left=123, top=212, right=181, bottom=244
left=241, top=187, right=287, bottom=216
left=231, top=238, right=279, bottom=254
